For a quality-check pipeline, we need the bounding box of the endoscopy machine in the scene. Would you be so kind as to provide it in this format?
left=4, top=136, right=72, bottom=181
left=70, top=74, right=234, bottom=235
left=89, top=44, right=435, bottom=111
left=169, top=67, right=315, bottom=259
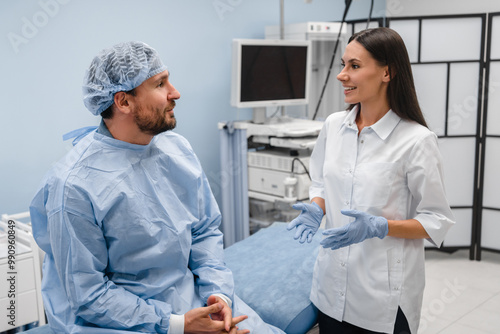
left=219, top=21, right=347, bottom=243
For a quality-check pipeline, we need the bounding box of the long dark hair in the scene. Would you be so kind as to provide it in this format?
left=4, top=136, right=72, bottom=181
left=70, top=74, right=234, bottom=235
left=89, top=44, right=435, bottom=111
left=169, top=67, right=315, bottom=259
left=347, top=27, right=428, bottom=128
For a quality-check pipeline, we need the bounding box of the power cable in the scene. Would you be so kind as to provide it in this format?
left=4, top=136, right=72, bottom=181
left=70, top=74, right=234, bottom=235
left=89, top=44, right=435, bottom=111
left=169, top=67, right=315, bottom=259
left=366, top=0, right=375, bottom=29
left=311, top=0, right=353, bottom=120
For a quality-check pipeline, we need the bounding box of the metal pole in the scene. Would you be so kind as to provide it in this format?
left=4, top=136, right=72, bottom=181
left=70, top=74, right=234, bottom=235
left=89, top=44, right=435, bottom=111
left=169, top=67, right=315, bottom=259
left=280, top=0, right=284, bottom=40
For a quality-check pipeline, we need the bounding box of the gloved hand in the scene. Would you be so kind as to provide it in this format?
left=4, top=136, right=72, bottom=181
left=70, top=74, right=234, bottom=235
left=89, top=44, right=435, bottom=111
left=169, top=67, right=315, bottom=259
left=287, top=202, right=324, bottom=243
left=320, top=209, right=388, bottom=250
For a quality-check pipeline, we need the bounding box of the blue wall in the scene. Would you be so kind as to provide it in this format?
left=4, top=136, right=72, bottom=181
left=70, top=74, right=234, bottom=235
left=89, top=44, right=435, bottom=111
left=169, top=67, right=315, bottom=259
left=0, top=0, right=385, bottom=214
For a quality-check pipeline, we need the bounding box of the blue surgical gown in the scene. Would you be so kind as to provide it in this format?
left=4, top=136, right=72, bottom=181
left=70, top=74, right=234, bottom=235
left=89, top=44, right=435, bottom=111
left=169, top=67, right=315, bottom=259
left=30, top=127, right=282, bottom=333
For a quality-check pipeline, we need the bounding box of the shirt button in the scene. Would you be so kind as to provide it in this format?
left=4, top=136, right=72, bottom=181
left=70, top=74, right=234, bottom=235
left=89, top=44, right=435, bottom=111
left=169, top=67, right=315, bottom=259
left=345, top=201, right=349, bottom=205
left=340, top=291, right=344, bottom=296
left=348, top=168, right=352, bottom=174
left=394, top=287, right=400, bottom=291
left=360, top=140, right=364, bottom=144
left=341, top=262, right=345, bottom=267
left=397, top=259, right=401, bottom=264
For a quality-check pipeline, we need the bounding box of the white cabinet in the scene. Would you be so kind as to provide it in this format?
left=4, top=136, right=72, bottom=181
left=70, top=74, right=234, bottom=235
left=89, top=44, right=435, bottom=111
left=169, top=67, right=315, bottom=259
left=0, top=213, right=45, bottom=331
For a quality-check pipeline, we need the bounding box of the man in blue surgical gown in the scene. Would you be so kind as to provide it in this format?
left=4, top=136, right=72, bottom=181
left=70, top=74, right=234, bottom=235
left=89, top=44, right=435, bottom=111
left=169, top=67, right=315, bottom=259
left=30, top=41, right=283, bottom=334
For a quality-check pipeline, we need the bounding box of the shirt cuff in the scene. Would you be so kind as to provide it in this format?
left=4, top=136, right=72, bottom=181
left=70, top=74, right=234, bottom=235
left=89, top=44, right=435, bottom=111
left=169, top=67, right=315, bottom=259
left=212, top=293, right=232, bottom=309
left=167, top=314, right=184, bottom=334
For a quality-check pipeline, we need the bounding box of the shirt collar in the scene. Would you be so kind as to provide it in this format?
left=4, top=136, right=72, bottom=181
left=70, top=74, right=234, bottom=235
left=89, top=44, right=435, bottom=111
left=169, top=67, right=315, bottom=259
left=341, top=105, right=401, bottom=140
left=370, top=109, right=401, bottom=140
left=342, top=106, right=358, bottom=130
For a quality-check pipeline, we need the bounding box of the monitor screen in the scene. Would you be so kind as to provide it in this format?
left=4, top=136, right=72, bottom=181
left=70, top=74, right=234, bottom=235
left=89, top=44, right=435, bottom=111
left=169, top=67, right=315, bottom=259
left=231, top=39, right=311, bottom=108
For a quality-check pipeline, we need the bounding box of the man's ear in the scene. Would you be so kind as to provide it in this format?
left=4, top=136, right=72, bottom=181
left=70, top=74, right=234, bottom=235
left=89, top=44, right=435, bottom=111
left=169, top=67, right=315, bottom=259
left=113, top=91, right=132, bottom=114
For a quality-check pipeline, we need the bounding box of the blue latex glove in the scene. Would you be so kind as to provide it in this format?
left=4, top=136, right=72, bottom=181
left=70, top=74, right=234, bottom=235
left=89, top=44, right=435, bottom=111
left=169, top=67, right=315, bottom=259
left=320, top=209, right=389, bottom=250
left=287, top=202, right=324, bottom=243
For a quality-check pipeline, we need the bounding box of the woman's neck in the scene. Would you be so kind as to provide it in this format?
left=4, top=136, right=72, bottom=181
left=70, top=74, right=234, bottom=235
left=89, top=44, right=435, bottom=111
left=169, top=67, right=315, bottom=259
left=356, top=101, right=390, bottom=132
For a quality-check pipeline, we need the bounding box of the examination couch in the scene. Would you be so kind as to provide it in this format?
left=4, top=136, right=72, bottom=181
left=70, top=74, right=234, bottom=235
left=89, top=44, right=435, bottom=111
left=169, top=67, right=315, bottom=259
left=22, top=222, right=320, bottom=334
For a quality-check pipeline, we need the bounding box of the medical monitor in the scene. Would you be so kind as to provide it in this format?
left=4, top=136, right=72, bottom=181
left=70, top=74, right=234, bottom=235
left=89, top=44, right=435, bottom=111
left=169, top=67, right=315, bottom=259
left=231, top=39, right=311, bottom=109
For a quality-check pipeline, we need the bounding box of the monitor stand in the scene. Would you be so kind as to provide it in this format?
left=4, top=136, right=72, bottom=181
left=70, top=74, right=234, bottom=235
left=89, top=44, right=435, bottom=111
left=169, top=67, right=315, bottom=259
left=253, top=107, right=290, bottom=124
left=252, top=107, right=266, bottom=124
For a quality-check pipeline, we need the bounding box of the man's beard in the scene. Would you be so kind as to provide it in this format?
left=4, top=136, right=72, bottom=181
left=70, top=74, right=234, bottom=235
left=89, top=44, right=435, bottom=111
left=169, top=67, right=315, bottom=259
left=133, top=102, right=177, bottom=136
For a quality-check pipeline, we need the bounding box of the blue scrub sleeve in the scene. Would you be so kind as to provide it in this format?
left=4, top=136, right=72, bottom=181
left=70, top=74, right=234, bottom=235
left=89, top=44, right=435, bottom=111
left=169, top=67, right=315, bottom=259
left=48, top=203, right=173, bottom=333
left=188, top=171, right=235, bottom=305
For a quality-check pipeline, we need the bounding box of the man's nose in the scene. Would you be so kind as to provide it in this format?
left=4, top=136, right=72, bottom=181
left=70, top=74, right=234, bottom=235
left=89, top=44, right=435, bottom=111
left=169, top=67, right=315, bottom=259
left=168, top=84, right=181, bottom=100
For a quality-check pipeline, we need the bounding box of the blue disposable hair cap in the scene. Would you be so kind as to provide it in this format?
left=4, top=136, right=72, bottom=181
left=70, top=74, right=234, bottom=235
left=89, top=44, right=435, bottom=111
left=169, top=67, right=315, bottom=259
left=82, top=41, right=168, bottom=116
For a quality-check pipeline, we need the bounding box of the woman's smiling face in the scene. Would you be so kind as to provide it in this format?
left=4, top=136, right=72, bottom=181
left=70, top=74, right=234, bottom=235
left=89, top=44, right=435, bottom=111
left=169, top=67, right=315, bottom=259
left=337, top=40, right=390, bottom=107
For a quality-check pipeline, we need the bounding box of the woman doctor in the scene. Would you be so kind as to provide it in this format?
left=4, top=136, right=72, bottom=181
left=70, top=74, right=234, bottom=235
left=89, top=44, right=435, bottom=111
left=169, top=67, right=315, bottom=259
left=287, top=27, right=455, bottom=334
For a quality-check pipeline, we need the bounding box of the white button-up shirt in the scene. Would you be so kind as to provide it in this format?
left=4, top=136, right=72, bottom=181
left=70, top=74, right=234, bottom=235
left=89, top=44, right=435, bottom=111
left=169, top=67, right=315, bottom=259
left=309, top=107, right=455, bottom=334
